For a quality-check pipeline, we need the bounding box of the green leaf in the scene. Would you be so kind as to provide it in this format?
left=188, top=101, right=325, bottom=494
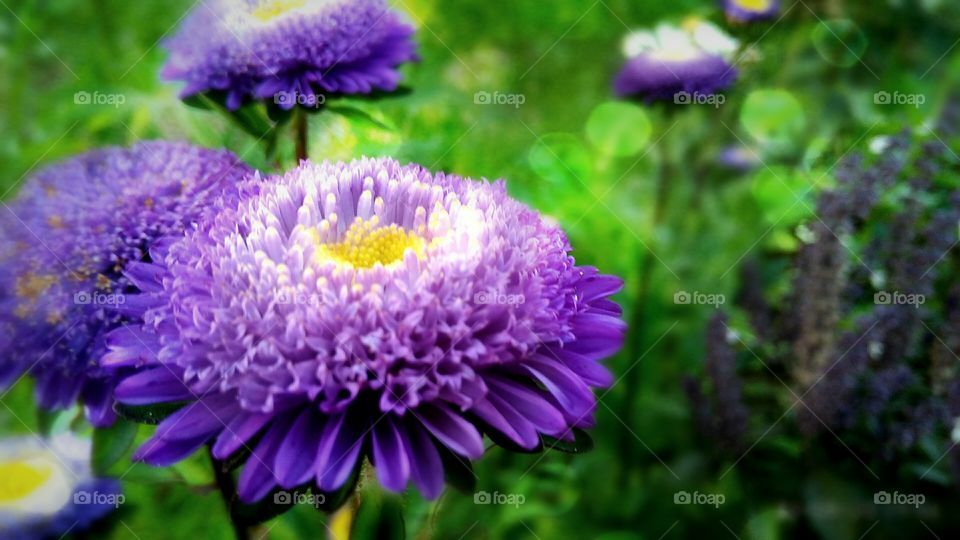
left=741, top=89, right=806, bottom=148
left=327, top=105, right=394, bottom=132
left=92, top=418, right=139, bottom=475
left=542, top=428, right=594, bottom=454
left=351, top=491, right=405, bottom=540
left=114, top=401, right=188, bottom=425
left=586, top=101, right=652, bottom=157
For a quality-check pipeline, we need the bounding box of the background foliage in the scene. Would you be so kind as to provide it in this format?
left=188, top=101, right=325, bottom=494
left=2, top=0, right=960, bottom=538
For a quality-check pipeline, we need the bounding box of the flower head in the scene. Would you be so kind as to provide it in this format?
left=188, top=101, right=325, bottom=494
left=614, top=21, right=738, bottom=102
left=722, top=0, right=779, bottom=23
left=0, top=433, right=121, bottom=540
left=108, top=158, right=625, bottom=501
left=0, top=142, right=254, bottom=426
left=162, top=0, right=419, bottom=110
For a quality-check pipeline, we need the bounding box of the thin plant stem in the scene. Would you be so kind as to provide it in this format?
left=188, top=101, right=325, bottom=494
left=208, top=445, right=252, bottom=540
left=294, top=108, right=309, bottom=163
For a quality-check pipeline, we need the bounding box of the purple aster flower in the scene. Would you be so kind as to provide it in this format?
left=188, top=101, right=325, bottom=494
left=0, top=142, right=254, bottom=427
left=106, top=157, right=625, bottom=502
left=722, top=0, right=780, bottom=23
left=0, top=433, right=122, bottom=540
left=161, top=0, right=419, bottom=110
left=614, top=23, right=738, bottom=102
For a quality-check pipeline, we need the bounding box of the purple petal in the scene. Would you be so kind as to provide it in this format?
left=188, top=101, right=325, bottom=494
left=371, top=417, right=410, bottom=492
left=274, top=407, right=324, bottom=489
left=418, top=404, right=484, bottom=459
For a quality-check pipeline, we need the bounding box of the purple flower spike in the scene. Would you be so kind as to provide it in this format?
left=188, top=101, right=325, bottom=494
left=108, top=158, right=625, bottom=501
left=162, top=0, right=419, bottom=110
left=722, top=0, right=780, bottom=23
left=614, top=21, right=739, bottom=103
left=0, top=142, right=254, bottom=427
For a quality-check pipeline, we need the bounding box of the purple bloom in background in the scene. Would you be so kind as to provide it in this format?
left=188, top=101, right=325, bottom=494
left=722, top=0, right=779, bottom=23
left=162, top=0, right=419, bottom=110
left=0, top=142, right=253, bottom=427
left=614, top=22, right=738, bottom=102
left=718, top=145, right=761, bottom=171
left=0, top=433, right=122, bottom=540
left=107, top=157, right=625, bottom=501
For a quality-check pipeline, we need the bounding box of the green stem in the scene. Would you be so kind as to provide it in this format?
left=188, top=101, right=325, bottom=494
left=208, top=445, right=252, bottom=540
left=294, top=108, right=309, bottom=163
left=621, top=145, right=673, bottom=461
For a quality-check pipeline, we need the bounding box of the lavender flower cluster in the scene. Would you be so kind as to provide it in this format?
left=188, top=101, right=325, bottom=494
left=687, top=97, right=960, bottom=473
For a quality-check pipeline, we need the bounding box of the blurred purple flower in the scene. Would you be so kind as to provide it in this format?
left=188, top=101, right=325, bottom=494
left=614, top=22, right=738, bottom=102
left=0, top=433, right=122, bottom=540
left=722, top=0, right=780, bottom=23
left=0, top=142, right=253, bottom=427
left=162, top=0, right=419, bottom=110
left=106, top=157, right=625, bottom=502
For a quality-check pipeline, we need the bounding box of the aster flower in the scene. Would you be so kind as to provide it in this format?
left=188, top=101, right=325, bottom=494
left=614, top=21, right=738, bottom=102
left=0, top=433, right=122, bottom=540
left=0, top=142, right=254, bottom=427
left=106, top=157, right=625, bottom=502
left=722, top=0, right=779, bottom=23
left=162, top=0, right=419, bottom=110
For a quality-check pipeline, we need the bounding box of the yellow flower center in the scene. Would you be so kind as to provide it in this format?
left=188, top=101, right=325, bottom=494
left=317, top=217, right=424, bottom=269
left=251, top=0, right=307, bottom=21
left=0, top=460, right=52, bottom=504
left=733, top=0, right=773, bottom=12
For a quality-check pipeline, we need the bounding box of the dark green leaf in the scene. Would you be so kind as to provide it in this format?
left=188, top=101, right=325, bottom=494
left=327, top=105, right=393, bottom=131
left=437, top=444, right=477, bottom=494
left=542, top=428, right=594, bottom=454
left=92, top=418, right=139, bottom=475
left=114, top=401, right=188, bottom=425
